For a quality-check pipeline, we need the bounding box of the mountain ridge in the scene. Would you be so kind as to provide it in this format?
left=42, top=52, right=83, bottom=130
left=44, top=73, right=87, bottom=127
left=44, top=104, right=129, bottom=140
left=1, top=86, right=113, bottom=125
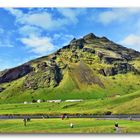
left=0, top=33, right=140, bottom=103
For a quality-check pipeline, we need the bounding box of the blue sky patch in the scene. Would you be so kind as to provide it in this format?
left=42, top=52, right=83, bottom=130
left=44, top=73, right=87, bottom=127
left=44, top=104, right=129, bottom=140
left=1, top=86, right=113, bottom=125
left=0, top=8, right=140, bottom=70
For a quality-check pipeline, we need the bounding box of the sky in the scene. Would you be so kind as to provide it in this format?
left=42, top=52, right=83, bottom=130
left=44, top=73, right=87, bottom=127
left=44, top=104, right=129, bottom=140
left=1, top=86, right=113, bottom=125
left=0, top=8, right=140, bottom=70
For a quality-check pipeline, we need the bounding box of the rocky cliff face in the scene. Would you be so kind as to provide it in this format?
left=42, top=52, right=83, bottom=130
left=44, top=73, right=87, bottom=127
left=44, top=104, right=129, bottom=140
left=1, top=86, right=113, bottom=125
left=98, top=63, right=138, bottom=76
left=23, top=61, right=62, bottom=89
left=0, top=64, right=33, bottom=83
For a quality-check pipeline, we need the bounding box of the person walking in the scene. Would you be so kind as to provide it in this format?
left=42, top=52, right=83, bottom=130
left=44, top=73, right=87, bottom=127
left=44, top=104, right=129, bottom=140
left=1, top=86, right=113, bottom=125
left=61, top=114, right=65, bottom=120
left=114, top=121, right=121, bottom=133
left=70, top=123, right=74, bottom=128
left=129, top=116, right=132, bottom=120
left=23, top=118, right=27, bottom=126
left=115, top=121, right=118, bottom=127
left=27, top=117, right=31, bottom=122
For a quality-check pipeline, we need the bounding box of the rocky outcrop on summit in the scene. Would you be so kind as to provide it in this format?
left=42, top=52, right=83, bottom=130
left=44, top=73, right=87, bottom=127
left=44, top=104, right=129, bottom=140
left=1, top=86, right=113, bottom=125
left=69, top=33, right=99, bottom=50
left=63, top=33, right=140, bottom=62
left=83, top=33, right=99, bottom=43
left=70, top=38, right=85, bottom=50
left=0, top=64, right=33, bottom=83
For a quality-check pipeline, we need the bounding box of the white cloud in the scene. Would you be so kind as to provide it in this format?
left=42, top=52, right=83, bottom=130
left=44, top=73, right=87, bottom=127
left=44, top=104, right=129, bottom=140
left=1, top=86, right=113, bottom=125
left=5, top=8, right=66, bottom=30
left=57, top=8, right=86, bottom=24
left=0, top=28, right=14, bottom=48
left=4, top=8, right=88, bottom=56
left=120, top=34, right=140, bottom=51
left=5, top=8, right=87, bottom=31
left=20, top=35, right=56, bottom=55
left=98, top=8, right=140, bottom=25
left=20, top=33, right=74, bottom=55
left=5, top=8, right=23, bottom=18
left=18, top=25, right=42, bottom=37
left=18, top=12, right=59, bottom=30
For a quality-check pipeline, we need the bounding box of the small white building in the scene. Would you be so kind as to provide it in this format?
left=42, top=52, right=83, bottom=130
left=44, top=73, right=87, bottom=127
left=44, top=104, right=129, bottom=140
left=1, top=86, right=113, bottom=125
left=65, top=99, right=83, bottom=102
left=115, top=94, right=121, bottom=98
left=24, top=101, right=28, bottom=104
left=37, top=99, right=42, bottom=103
left=47, top=100, right=61, bottom=103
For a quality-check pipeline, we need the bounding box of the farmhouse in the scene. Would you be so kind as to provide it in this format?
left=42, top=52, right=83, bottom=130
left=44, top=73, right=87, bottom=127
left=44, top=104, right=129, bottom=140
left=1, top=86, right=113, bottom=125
left=24, top=101, right=28, bottom=104
left=47, top=100, right=61, bottom=103
left=37, top=99, right=42, bottom=103
left=65, top=99, right=83, bottom=102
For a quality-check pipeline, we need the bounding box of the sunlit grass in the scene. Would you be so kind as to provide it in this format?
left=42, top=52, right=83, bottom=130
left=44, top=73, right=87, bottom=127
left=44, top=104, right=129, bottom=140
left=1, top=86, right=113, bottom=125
left=0, top=118, right=140, bottom=133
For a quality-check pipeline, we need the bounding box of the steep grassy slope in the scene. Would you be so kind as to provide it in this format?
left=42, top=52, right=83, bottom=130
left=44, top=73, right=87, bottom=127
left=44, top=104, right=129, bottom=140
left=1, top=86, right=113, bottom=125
left=1, top=68, right=140, bottom=104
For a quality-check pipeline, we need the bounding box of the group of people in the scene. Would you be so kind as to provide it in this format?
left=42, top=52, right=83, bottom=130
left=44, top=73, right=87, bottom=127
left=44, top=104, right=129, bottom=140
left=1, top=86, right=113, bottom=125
left=23, top=115, right=74, bottom=128
left=61, top=114, right=69, bottom=120
left=23, top=117, right=31, bottom=126
left=23, top=115, right=121, bottom=131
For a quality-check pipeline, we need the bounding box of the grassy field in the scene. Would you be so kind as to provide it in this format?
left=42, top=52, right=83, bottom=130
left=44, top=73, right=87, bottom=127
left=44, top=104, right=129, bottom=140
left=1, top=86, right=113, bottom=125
left=0, top=89, right=140, bottom=115
left=0, top=118, right=140, bottom=133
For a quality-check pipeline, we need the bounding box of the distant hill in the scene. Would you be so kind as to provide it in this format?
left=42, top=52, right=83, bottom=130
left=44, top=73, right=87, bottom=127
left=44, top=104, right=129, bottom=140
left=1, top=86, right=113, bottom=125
left=0, top=33, right=140, bottom=104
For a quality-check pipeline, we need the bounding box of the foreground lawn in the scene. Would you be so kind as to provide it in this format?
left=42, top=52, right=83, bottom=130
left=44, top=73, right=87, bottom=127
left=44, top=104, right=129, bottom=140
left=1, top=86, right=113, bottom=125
left=0, top=118, right=140, bottom=133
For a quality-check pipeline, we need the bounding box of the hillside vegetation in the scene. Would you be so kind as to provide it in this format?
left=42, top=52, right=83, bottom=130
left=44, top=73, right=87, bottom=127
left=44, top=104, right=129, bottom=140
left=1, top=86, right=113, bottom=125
left=0, top=33, right=140, bottom=114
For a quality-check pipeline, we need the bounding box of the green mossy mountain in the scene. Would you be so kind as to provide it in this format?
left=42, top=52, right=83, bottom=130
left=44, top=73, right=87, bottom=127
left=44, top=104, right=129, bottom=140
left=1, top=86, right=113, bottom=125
left=0, top=33, right=140, bottom=103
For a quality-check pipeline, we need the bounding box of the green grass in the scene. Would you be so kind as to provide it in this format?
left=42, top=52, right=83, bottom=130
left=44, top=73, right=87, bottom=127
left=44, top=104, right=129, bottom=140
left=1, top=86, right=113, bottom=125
left=0, top=89, right=140, bottom=115
left=0, top=118, right=140, bottom=133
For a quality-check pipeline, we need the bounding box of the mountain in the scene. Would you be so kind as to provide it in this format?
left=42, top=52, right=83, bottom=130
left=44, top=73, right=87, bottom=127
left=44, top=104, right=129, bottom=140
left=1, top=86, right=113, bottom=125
left=0, top=33, right=140, bottom=103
